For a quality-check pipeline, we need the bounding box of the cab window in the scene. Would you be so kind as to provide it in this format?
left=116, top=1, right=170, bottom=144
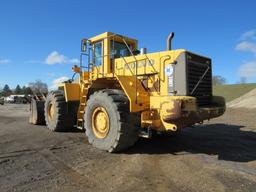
left=93, top=41, right=103, bottom=66
left=111, top=41, right=131, bottom=59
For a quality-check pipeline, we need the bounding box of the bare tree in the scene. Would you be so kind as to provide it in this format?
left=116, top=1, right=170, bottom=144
left=28, top=80, right=48, bottom=95
left=212, top=75, right=226, bottom=85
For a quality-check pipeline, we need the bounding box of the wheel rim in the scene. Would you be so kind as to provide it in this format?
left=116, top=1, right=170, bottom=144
left=92, top=107, right=110, bottom=139
left=48, top=102, right=55, bottom=120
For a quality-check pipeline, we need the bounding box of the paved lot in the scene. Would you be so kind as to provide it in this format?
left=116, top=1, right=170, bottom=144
left=0, top=104, right=256, bottom=192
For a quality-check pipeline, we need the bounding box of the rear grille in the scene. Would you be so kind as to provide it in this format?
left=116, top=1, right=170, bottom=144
left=186, top=53, right=212, bottom=106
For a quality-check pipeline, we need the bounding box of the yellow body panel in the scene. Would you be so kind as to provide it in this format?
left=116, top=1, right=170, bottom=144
left=114, top=49, right=185, bottom=96
left=116, top=75, right=149, bottom=112
left=112, top=49, right=186, bottom=112
left=59, top=83, right=80, bottom=101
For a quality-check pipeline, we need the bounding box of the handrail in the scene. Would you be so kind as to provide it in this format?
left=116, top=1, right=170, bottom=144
left=120, top=57, right=135, bottom=75
left=160, top=55, right=171, bottom=81
left=119, top=38, right=163, bottom=96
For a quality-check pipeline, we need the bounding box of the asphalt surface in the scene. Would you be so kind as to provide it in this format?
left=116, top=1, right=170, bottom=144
left=0, top=104, right=256, bottom=192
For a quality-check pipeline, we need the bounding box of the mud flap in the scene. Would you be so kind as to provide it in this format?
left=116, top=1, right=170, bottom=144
left=29, top=98, right=46, bottom=125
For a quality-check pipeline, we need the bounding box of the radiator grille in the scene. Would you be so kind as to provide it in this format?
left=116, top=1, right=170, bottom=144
left=186, top=53, right=212, bottom=106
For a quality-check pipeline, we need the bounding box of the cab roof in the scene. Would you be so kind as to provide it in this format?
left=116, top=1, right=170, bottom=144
left=88, top=32, right=137, bottom=44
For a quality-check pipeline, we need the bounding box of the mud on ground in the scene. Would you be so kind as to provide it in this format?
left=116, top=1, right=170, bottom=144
left=0, top=104, right=256, bottom=192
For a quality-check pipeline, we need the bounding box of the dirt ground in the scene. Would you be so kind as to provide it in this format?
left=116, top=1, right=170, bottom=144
left=0, top=104, right=256, bottom=192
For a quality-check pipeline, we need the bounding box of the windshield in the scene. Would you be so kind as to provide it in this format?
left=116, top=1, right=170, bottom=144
left=111, top=41, right=131, bottom=59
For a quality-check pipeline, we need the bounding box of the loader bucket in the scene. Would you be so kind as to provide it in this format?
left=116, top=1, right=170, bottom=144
left=29, top=98, right=46, bottom=125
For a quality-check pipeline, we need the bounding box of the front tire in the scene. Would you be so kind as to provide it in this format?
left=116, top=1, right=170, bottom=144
left=84, top=89, right=139, bottom=152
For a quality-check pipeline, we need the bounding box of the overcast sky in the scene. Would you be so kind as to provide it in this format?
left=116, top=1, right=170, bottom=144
left=0, top=0, right=255, bottom=89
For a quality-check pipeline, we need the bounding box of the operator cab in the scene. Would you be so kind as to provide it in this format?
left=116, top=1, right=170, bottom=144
left=82, top=32, right=138, bottom=77
left=92, top=39, right=132, bottom=66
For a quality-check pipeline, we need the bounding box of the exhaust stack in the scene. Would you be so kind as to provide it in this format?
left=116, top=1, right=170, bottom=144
left=167, top=32, right=175, bottom=50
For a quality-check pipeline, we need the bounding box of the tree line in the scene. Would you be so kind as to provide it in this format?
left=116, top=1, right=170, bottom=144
left=212, top=76, right=247, bottom=85
left=0, top=80, right=48, bottom=97
left=0, top=84, right=32, bottom=97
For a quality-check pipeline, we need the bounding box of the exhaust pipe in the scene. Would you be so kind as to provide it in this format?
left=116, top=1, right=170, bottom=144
left=167, top=32, right=175, bottom=50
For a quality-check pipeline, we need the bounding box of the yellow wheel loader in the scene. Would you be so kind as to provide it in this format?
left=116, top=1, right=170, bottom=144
left=29, top=32, right=225, bottom=152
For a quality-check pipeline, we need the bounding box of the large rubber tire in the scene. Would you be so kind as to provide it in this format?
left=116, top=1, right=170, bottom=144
left=84, top=89, right=140, bottom=152
left=29, top=99, right=46, bottom=125
left=44, top=90, right=73, bottom=132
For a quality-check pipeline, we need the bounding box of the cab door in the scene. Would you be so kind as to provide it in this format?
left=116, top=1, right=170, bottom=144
left=92, top=41, right=104, bottom=78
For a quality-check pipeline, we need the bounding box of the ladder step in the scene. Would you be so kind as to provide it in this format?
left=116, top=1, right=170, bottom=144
left=80, top=98, right=86, bottom=101
left=76, top=126, right=83, bottom=130
left=76, top=119, right=83, bottom=130
left=80, top=103, right=86, bottom=106
left=83, top=81, right=91, bottom=85
left=79, top=111, right=84, bottom=113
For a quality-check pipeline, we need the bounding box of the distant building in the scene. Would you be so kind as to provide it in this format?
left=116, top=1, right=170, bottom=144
left=4, top=95, right=29, bottom=103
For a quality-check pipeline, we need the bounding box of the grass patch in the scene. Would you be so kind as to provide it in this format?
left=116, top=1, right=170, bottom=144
left=213, top=83, right=256, bottom=102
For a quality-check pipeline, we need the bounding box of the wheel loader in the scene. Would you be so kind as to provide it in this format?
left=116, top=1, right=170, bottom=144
left=30, top=32, right=226, bottom=152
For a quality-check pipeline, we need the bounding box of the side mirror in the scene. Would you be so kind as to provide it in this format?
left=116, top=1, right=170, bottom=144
left=81, top=39, right=87, bottom=52
left=72, top=65, right=81, bottom=73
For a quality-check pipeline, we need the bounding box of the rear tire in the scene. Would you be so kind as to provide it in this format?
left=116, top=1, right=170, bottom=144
left=44, top=90, right=73, bottom=132
left=84, top=89, right=139, bottom=152
left=29, top=99, right=45, bottom=125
